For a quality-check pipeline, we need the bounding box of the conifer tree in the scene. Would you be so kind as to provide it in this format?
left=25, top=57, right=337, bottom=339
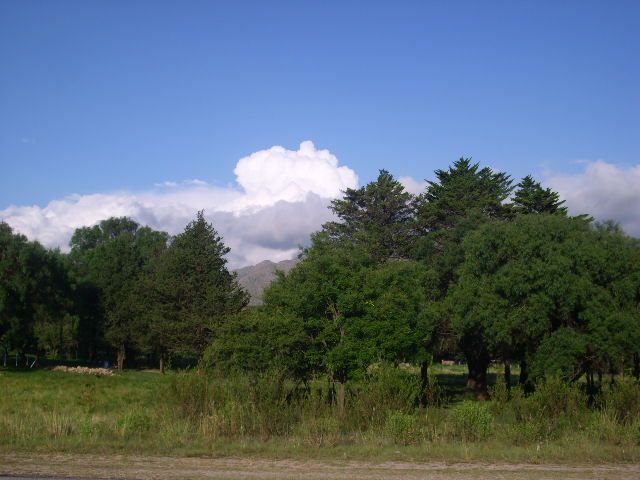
left=512, top=175, right=567, bottom=215
left=324, top=170, right=414, bottom=262
left=147, top=211, right=248, bottom=370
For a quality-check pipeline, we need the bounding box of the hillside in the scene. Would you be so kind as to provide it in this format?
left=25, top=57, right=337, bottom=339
left=234, top=258, right=298, bottom=305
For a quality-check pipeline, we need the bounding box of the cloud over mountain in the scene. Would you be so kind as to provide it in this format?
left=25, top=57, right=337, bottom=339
left=0, top=141, right=358, bottom=267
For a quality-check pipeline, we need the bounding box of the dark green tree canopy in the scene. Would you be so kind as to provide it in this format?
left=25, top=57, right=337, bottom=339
left=412, top=159, right=514, bottom=294
left=416, top=158, right=514, bottom=233
left=146, top=211, right=248, bottom=359
left=512, top=175, right=567, bottom=215
left=265, top=228, right=439, bottom=386
left=0, top=222, right=73, bottom=356
left=324, top=170, right=414, bottom=262
left=449, top=214, right=640, bottom=394
left=68, top=217, right=168, bottom=368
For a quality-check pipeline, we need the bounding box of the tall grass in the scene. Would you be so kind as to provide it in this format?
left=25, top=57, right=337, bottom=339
left=0, top=367, right=639, bottom=462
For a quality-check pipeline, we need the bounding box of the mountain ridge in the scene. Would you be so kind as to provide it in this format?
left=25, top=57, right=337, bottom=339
left=234, top=258, right=298, bottom=305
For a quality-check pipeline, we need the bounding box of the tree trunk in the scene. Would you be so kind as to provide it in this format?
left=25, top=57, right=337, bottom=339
left=519, top=359, right=533, bottom=393
left=633, top=353, right=640, bottom=382
left=336, top=381, right=346, bottom=414
left=159, top=353, right=165, bottom=374
left=419, top=360, right=429, bottom=406
left=519, top=359, right=527, bottom=385
left=504, top=362, right=511, bottom=391
left=116, top=345, right=126, bottom=371
left=465, top=351, right=489, bottom=400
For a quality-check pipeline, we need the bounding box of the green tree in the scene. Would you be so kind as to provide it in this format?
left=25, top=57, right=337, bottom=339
left=449, top=214, right=640, bottom=398
left=415, top=158, right=513, bottom=234
left=414, top=158, right=514, bottom=290
left=357, top=259, right=440, bottom=403
left=264, top=233, right=371, bottom=410
left=324, top=170, right=415, bottom=262
left=69, top=217, right=168, bottom=369
left=0, top=223, right=74, bottom=362
left=205, top=307, right=310, bottom=384
left=146, top=211, right=248, bottom=371
left=265, top=230, right=440, bottom=410
left=32, top=250, right=77, bottom=360
left=0, top=223, right=34, bottom=356
left=512, top=175, right=567, bottom=215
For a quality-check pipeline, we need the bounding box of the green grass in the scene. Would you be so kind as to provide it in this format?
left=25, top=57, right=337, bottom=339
left=1, top=368, right=638, bottom=463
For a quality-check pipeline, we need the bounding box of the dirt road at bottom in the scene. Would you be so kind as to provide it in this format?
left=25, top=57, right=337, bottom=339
left=1, top=453, right=639, bottom=480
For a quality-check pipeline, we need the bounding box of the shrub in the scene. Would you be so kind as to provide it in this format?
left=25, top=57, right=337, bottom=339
left=384, top=410, right=420, bottom=445
left=423, top=371, right=445, bottom=407
left=349, top=364, right=421, bottom=429
left=450, top=401, right=493, bottom=441
left=504, top=377, right=587, bottom=441
left=632, top=418, right=640, bottom=445
left=586, top=410, right=623, bottom=444
left=512, top=377, right=586, bottom=423
left=599, top=379, right=640, bottom=425
left=489, top=375, right=510, bottom=405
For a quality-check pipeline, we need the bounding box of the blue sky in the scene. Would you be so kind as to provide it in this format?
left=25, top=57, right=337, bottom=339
left=1, top=1, right=639, bottom=264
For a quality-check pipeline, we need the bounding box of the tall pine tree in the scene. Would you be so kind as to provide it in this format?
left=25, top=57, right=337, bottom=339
left=146, top=211, right=248, bottom=371
left=512, top=175, right=567, bottom=215
left=324, top=170, right=414, bottom=262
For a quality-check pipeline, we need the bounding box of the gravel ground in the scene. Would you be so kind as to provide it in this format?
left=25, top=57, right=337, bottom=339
left=1, top=454, right=640, bottom=480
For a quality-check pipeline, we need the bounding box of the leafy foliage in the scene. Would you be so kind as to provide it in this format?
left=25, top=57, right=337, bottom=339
left=0, top=222, right=74, bottom=357
left=68, top=217, right=168, bottom=368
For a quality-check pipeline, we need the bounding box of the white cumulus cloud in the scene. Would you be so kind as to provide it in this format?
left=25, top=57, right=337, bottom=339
left=546, top=160, right=640, bottom=236
left=230, top=140, right=357, bottom=211
left=399, top=176, right=427, bottom=195
left=0, top=141, right=358, bottom=267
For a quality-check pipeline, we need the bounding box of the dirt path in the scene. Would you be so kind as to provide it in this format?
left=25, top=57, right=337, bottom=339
left=1, top=453, right=639, bottom=480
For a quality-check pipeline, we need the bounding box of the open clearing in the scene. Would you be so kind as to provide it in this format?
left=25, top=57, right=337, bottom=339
left=1, top=454, right=640, bottom=480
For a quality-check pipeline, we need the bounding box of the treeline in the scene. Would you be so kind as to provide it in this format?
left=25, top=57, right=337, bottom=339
left=1, top=159, right=639, bottom=400
left=0, top=213, right=247, bottom=371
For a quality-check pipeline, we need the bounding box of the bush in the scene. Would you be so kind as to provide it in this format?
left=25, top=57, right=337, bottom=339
left=503, top=377, right=587, bottom=442
left=586, top=410, right=623, bottom=444
left=384, top=410, right=420, bottom=445
left=489, top=375, right=510, bottom=405
left=511, top=377, right=586, bottom=423
left=422, top=371, right=445, bottom=407
left=599, top=379, right=640, bottom=425
left=349, top=364, right=420, bottom=429
left=450, top=400, right=493, bottom=441
left=633, top=418, right=640, bottom=446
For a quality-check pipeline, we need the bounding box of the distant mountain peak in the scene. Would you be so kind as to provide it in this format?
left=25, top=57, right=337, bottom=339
left=234, top=258, right=298, bottom=305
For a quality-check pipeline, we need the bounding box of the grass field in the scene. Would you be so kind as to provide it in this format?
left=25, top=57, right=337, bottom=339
left=1, top=366, right=639, bottom=464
